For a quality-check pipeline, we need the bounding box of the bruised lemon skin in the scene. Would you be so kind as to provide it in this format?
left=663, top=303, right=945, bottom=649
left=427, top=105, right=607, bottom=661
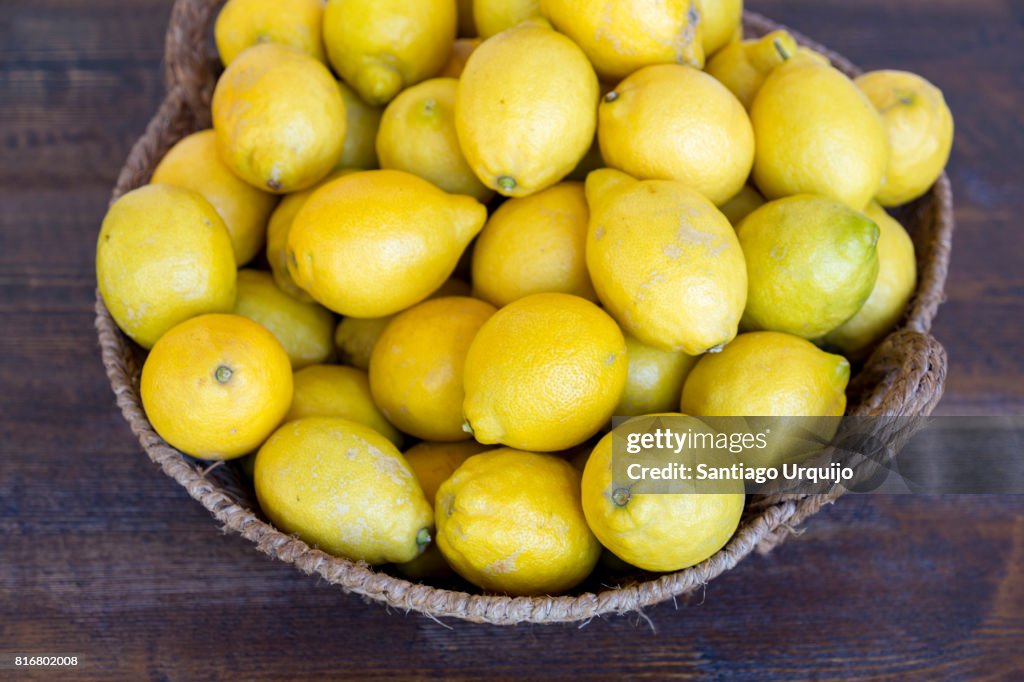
left=370, top=296, right=497, bottom=442
left=285, top=364, right=402, bottom=448
left=335, top=81, right=383, bottom=171
left=435, top=449, right=601, bottom=595
left=152, top=130, right=278, bottom=267
left=599, top=64, right=754, bottom=206
left=616, top=335, right=698, bottom=417
left=471, top=182, right=596, bottom=307
left=377, top=78, right=493, bottom=202
left=585, top=169, right=747, bottom=355
left=287, top=170, right=486, bottom=317
left=212, top=43, right=346, bottom=193
left=323, top=0, right=456, bottom=106
left=233, top=269, right=335, bottom=369
left=462, top=293, right=628, bottom=452
left=737, top=194, right=880, bottom=339
left=254, top=417, right=433, bottom=564
left=96, top=184, right=236, bottom=349
left=824, top=202, right=917, bottom=356
left=455, top=23, right=598, bottom=197
left=581, top=424, right=745, bottom=572
left=540, top=0, right=703, bottom=82
left=215, top=0, right=326, bottom=66
left=856, top=70, right=954, bottom=207
left=140, top=314, right=293, bottom=460
left=751, top=58, right=889, bottom=210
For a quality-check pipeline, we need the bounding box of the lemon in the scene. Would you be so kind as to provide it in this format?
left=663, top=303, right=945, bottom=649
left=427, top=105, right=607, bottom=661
left=335, top=81, right=382, bottom=170
left=96, top=184, right=236, bottom=349
left=719, top=184, right=765, bottom=226
left=455, top=23, right=598, bottom=197
left=706, top=30, right=799, bottom=110
left=287, top=170, right=486, bottom=317
left=737, top=194, right=879, bottom=339
left=254, top=417, right=432, bottom=564
left=435, top=449, right=601, bottom=595
left=440, top=38, right=480, bottom=78
left=681, top=331, right=849, bottom=417
left=333, top=279, right=471, bottom=370
left=581, top=423, right=744, bottom=572
left=458, top=0, right=476, bottom=37
left=585, top=169, right=747, bottom=354
left=370, top=296, right=496, bottom=442
left=700, top=0, right=743, bottom=57
left=141, top=314, right=293, bottom=459
left=474, top=0, right=541, bottom=38
left=856, top=70, right=954, bottom=207
left=214, top=0, right=325, bottom=66
left=233, top=270, right=335, bottom=369
left=616, top=335, right=698, bottom=417
left=471, top=182, right=596, bottom=307
left=151, top=130, right=277, bottom=267
left=463, top=293, right=627, bottom=452
left=751, top=59, right=889, bottom=210
left=286, top=364, right=402, bottom=447
left=212, top=43, right=346, bottom=193
left=824, top=202, right=917, bottom=356
left=377, top=78, right=492, bottom=202
left=599, top=64, right=753, bottom=206
left=265, top=169, right=356, bottom=303
left=540, top=0, right=703, bottom=82
left=323, top=0, right=456, bottom=106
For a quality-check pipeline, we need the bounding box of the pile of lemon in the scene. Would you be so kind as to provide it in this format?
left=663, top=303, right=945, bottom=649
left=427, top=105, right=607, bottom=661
left=96, top=0, right=953, bottom=595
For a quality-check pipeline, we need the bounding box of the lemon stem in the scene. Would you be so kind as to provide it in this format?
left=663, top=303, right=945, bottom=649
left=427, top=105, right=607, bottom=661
left=416, top=528, right=431, bottom=548
left=611, top=488, right=631, bottom=507
left=497, top=176, right=517, bottom=192
left=773, top=38, right=792, bottom=61
left=214, top=365, right=233, bottom=384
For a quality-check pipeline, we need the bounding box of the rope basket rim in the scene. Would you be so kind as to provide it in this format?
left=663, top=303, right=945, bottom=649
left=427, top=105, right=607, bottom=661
left=95, top=5, right=954, bottom=625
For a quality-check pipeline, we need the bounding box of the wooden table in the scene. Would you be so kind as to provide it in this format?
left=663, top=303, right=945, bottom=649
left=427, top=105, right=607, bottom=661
left=3, top=0, right=1023, bottom=678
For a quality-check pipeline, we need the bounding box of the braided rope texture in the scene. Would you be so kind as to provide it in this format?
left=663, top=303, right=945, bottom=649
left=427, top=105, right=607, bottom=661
left=95, top=1, right=953, bottom=624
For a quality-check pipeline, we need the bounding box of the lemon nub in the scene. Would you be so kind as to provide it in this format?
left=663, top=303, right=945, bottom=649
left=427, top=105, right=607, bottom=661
left=611, top=487, right=631, bottom=507
left=215, top=365, right=233, bottom=384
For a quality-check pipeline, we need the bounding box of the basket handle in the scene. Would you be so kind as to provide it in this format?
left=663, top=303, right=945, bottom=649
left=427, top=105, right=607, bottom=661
left=163, top=0, right=223, bottom=122
left=848, top=328, right=948, bottom=419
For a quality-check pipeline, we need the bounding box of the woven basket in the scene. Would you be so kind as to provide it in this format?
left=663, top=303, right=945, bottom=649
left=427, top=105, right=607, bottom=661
left=96, top=0, right=953, bottom=625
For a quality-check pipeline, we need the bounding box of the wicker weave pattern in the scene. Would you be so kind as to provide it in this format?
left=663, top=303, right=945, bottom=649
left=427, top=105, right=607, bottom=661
left=95, top=1, right=952, bottom=624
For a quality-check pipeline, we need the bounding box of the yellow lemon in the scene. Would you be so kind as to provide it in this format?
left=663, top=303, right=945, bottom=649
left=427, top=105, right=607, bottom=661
left=439, top=38, right=480, bottom=78
left=856, top=70, right=954, bottom=207
left=152, top=130, right=277, bottom=266
left=323, top=0, right=456, bottom=106
left=705, top=30, right=803, bottom=110
left=332, top=279, right=471, bottom=370
left=435, top=449, right=601, bottom=595
left=737, top=194, right=879, bottom=339
left=681, top=331, right=849, bottom=417
left=462, top=293, right=627, bottom=452
left=285, top=364, right=402, bottom=447
left=458, top=0, right=476, bottom=37
left=455, top=23, right=598, bottom=197
left=377, top=78, right=493, bottom=202
left=824, top=202, right=917, bottom=356
left=585, top=169, right=747, bottom=354
left=254, top=417, right=433, bottom=564
left=540, top=0, right=703, bottom=82
left=140, top=314, right=293, bottom=459
left=335, top=81, right=382, bottom=170
left=287, top=170, right=487, bottom=317
left=265, top=169, right=356, bottom=303
left=214, top=0, right=325, bottom=66
left=233, top=269, right=335, bottom=369
left=616, top=335, right=698, bottom=417
left=471, top=182, right=596, bottom=307
left=751, top=58, right=889, bottom=210
left=700, top=0, right=743, bottom=57
left=212, top=43, right=345, bottom=193
left=598, top=63, right=753, bottom=206
left=581, top=423, right=744, bottom=572
left=370, top=296, right=496, bottom=442
left=719, top=184, right=765, bottom=226
left=474, top=0, right=541, bottom=38
left=96, top=184, right=236, bottom=349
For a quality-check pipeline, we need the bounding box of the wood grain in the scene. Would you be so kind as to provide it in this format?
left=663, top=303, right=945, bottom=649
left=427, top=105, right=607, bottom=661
left=2, top=0, right=1023, bottom=679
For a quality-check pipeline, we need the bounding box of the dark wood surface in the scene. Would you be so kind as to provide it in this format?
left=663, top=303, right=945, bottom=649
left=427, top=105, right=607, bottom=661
left=2, top=0, right=1023, bottom=679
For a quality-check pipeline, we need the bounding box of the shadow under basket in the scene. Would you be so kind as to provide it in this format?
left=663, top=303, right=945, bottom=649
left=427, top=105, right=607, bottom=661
left=96, top=1, right=953, bottom=625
